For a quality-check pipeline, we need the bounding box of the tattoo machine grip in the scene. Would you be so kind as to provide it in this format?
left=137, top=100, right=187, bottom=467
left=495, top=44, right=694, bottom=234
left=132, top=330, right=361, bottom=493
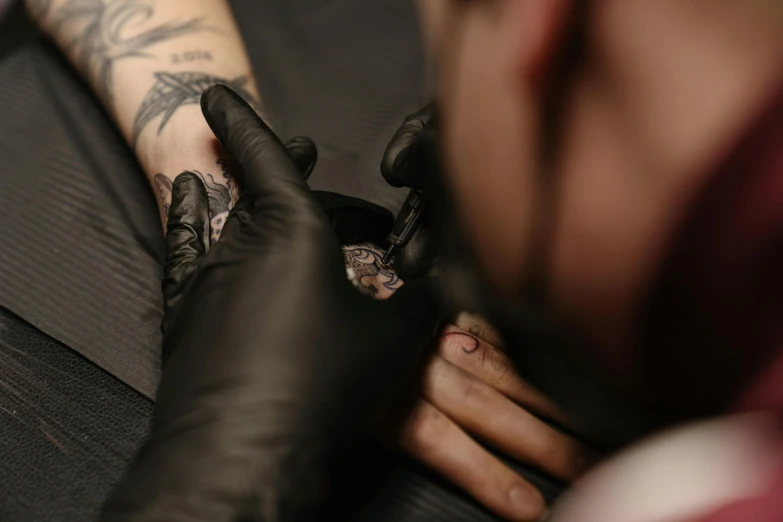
left=382, top=188, right=427, bottom=264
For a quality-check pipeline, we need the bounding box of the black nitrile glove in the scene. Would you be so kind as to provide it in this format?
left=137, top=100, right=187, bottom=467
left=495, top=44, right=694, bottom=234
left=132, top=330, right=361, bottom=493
left=380, top=104, right=441, bottom=281
left=160, top=137, right=394, bottom=350
left=101, top=85, right=441, bottom=522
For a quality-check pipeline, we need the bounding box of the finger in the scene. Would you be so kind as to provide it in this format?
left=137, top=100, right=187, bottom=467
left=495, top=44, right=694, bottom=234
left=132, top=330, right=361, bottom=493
left=161, top=172, right=209, bottom=338
left=201, top=85, right=310, bottom=202
left=380, top=104, right=436, bottom=188
left=396, top=400, right=547, bottom=522
left=438, top=324, right=570, bottom=425
left=284, top=135, right=318, bottom=180
left=422, top=355, right=591, bottom=482
left=452, top=311, right=505, bottom=348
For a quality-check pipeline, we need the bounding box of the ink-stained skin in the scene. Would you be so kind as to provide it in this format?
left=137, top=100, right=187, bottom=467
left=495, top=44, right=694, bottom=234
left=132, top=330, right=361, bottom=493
left=439, top=331, right=480, bottom=354
left=343, top=243, right=403, bottom=299
left=131, top=71, right=253, bottom=150
left=49, top=0, right=206, bottom=112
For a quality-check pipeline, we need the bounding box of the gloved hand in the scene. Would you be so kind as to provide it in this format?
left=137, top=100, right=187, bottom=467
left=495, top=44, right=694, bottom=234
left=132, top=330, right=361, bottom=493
left=380, top=104, right=441, bottom=281
left=101, top=85, right=441, bottom=522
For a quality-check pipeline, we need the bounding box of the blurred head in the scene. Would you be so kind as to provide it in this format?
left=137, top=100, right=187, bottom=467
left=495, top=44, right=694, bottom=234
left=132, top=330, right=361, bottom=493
left=417, top=0, right=783, bottom=432
left=418, top=0, right=783, bottom=356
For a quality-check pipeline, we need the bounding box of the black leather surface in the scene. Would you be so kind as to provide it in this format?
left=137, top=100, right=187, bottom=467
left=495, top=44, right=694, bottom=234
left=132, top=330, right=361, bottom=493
left=0, top=306, right=153, bottom=522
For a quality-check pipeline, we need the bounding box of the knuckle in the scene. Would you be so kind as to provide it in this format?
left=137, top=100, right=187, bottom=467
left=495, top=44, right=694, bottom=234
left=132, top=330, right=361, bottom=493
left=539, top=432, right=561, bottom=458
left=536, top=431, right=575, bottom=471
left=461, top=378, right=492, bottom=406
left=542, top=436, right=585, bottom=481
left=480, top=346, right=511, bottom=380
left=402, top=404, right=451, bottom=455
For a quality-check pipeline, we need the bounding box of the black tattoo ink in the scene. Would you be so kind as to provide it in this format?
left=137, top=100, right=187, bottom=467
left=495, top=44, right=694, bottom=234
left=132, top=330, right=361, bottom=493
left=171, top=50, right=213, bottom=64
left=52, top=0, right=206, bottom=110
left=343, top=243, right=402, bottom=298
left=188, top=170, right=234, bottom=245
left=153, top=173, right=173, bottom=228
left=131, top=71, right=252, bottom=150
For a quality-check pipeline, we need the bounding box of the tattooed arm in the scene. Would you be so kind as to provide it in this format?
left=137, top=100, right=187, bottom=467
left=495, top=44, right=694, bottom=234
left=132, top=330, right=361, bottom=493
left=26, top=0, right=256, bottom=234
left=344, top=243, right=403, bottom=298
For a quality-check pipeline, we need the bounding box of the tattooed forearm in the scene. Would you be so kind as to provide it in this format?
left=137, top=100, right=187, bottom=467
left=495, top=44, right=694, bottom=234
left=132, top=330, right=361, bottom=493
left=49, top=0, right=206, bottom=111
left=154, top=164, right=238, bottom=243
left=131, top=71, right=253, bottom=151
left=344, top=244, right=403, bottom=299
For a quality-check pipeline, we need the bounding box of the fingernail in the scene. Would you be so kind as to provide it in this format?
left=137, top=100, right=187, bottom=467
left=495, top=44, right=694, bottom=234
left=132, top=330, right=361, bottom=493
left=508, top=485, right=546, bottom=521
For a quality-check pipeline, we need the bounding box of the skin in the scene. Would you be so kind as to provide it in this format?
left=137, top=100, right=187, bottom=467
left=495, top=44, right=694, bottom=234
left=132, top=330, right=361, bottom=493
left=28, top=0, right=257, bottom=234
left=390, top=314, right=585, bottom=521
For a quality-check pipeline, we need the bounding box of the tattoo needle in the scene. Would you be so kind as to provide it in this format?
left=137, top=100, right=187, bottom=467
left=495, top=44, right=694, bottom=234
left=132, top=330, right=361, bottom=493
left=382, top=189, right=427, bottom=265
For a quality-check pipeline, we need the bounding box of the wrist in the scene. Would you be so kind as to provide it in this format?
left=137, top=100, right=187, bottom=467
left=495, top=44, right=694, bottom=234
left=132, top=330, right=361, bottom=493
left=137, top=109, right=239, bottom=236
left=137, top=107, right=222, bottom=178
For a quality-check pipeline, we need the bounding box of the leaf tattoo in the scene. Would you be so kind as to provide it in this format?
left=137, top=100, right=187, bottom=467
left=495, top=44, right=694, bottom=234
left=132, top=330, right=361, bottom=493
left=52, top=0, right=206, bottom=111
left=191, top=170, right=236, bottom=245
left=131, top=71, right=253, bottom=151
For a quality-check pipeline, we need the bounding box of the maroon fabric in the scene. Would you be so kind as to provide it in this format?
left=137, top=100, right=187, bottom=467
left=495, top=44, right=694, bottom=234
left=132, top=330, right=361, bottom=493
left=635, top=83, right=783, bottom=522
left=637, top=83, right=783, bottom=421
left=688, top=460, right=783, bottom=522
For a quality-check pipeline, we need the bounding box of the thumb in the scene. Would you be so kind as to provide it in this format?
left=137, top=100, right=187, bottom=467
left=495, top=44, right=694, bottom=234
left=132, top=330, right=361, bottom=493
left=284, top=136, right=318, bottom=180
left=161, top=172, right=209, bottom=351
left=201, top=85, right=310, bottom=204
left=381, top=103, right=436, bottom=188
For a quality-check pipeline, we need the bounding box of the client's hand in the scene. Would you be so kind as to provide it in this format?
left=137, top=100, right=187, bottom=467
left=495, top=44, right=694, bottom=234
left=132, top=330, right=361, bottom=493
left=395, top=313, right=591, bottom=522
left=347, top=245, right=589, bottom=521
left=377, top=106, right=597, bottom=521
left=101, top=86, right=441, bottom=522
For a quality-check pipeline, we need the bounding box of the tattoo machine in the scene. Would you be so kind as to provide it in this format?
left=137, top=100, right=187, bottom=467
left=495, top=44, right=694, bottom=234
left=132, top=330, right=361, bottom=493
left=382, top=188, right=427, bottom=265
